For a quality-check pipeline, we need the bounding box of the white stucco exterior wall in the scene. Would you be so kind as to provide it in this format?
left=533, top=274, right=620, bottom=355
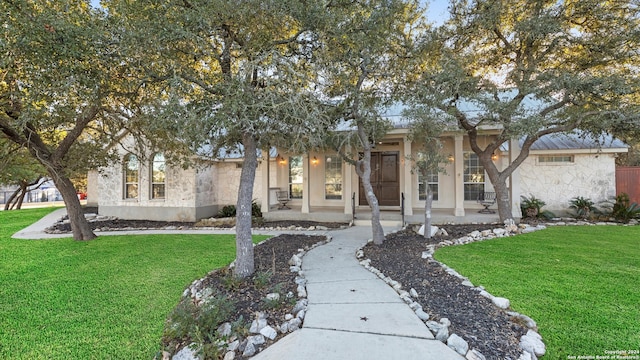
left=519, top=152, right=617, bottom=213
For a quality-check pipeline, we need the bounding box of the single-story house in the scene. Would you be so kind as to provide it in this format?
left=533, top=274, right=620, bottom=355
left=88, top=123, right=627, bottom=224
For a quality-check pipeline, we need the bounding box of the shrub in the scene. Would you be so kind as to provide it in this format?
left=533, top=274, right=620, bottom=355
left=216, top=200, right=262, bottom=218
left=218, top=205, right=236, bottom=218
left=569, top=196, right=597, bottom=219
left=610, top=193, right=640, bottom=223
left=521, top=195, right=555, bottom=219
left=163, top=292, right=236, bottom=359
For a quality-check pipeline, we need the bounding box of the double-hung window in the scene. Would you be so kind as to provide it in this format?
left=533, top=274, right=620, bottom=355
left=151, top=153, right=166, bottom=199
left=324, top=155, right=342, bottom=200
left=124, top=153, right=139, bottom=199
left=463, top=152, right=485, bottom=200
left=289, top=156, right=303, bottom=199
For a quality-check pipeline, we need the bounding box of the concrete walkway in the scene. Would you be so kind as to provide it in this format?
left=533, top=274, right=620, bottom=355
left=252, top=226, right=464, bottom=360
left=12, top=209, right=464, bottom=359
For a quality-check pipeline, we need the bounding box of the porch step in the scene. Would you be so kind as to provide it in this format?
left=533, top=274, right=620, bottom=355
left=353, top=219, right=404, bottom=228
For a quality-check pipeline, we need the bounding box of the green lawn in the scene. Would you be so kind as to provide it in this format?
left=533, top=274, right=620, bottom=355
left=435, top=225, right=640, bottom=359
left=0, top=208, right=269, bottom=359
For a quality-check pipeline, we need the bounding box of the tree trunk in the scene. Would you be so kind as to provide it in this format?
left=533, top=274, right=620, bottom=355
left=424, top=186, right=433, bottom=239
left=51, top=174, right=96, bottom=240
left=483, top=156, right=513, bottom=222
left=234, top=132, right=257, bottom=278
left=4, top=188, right=20, bottom=211
left=355, top=148, right=385, bottom=245
left=14, top=182, right=28, bottom=210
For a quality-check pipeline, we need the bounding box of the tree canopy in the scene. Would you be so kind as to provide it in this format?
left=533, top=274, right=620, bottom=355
left=408, top=0, right=640, bottom=221
left=0, top=0, right=141, bottom=239
left=110, top=0, right=338, bottom=276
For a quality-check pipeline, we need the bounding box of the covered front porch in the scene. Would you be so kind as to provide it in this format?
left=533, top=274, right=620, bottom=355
left=262, top=204, right=502, bottom=226
left=257, top=130, right=521, bottom=225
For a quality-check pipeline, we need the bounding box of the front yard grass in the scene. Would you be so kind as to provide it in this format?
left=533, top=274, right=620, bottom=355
left=0, top=208, right=269, bottom=359
left=435, top=225, right=640, bottom=359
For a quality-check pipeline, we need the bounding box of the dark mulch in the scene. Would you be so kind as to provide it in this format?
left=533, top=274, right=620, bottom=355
left=364, top=227, right=528, bottom=360
left=164, top=233, right=327, bottom=358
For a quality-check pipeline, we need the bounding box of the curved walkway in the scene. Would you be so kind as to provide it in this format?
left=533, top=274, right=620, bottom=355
left=253, top=226, right=464, bottom=360
left=13, top=209, right=464, bottom=359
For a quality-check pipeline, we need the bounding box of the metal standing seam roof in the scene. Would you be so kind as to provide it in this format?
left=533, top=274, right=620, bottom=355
left=522, top=132, right=627, bottom=151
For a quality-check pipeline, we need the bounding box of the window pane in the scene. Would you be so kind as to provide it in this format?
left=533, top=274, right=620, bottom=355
left=464, top=183, right=484, bottom=201
left=463, top=152, right=485, bottom=200
left=152, top=184, right=165, bottom=199
left=125, top=184, right=138, bottom=199
left=324, top=155, right=342, bottom=200
left=290, top=183, right=303, bottom=199
left=124, top=154, right=139, bottom=199
left=289, top=156, right=303, bottom=199
left=151, top=153, right=166, bottom=199
left=418, top=169, right=439, bottom=201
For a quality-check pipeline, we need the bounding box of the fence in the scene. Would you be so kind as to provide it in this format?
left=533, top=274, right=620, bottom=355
left=616, top=166, right=640, bottom=204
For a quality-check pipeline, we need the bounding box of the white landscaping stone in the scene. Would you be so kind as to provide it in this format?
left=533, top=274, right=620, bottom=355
left=287, top=318, right=302, bottom=332
left=410, top=288, right=419, bottom=298
left=518, top=351, right=533, bottom=360
left=227, top=340, right=240, bottom=351
left=297, top=284, right=307, bottom=297
left=492, top=297, right=510, bottom=309
left=172, top=344, right=198, bottom=360
left=415, top=308, right=430, bottom=321
left=520, top=330, right=546, bottom=357
left=259, top=325, right=278, bottom=340
left=435, top=326, right=449, bottom=342
left=479, top=290, right=494, bottom=299
left=447, top=333, right=470, bottom=356
left=493, top=228, right=507, bottom=236
left=217, top=322, right=232, bottom=337
left=249, top=314, right=268, bottom=334
left=223, top=351, right=236, bottom=360
left=296, top=309, right=305, bottom=320
left=466, top=349, right=487, bottom=360
left=418, top=224, right=439, bottom=237
left=242, top=342, right=256, bottom=357
left=265, top=293, right=280, bottom=301
left=248, top=334, right=265, bottom=346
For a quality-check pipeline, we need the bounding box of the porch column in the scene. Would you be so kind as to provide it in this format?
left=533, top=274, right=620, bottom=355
left=302, top=154, right=310, bottom=213
left=343, top=154, right=353, bottom=214
left=509, top=138, right=522, bottom=219
left=403, top=137, right=413, bottom=216
left=261, top=150, right=270, bottom=214
left=454, top=134, right=465, bottom=217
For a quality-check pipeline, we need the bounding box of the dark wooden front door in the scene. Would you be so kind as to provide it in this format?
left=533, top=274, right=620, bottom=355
left=359, top=152, right=400, bottom=206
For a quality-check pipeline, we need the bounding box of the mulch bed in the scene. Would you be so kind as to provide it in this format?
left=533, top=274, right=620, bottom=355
left=363, top=227, right=528, bottom=359
left=163, top=233, right=328, bottom=358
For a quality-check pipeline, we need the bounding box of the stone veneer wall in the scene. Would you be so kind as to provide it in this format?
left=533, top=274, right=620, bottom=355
left=519, top=152, right=617, bottom=213
left=215, top=161, right=266, bottom=207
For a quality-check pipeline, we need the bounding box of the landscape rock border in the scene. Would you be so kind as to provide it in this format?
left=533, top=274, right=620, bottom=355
left=168, top=234, right=333, bottom=360
left=357, top=219, right=638, bottom=360
left=45, top=213, right=348, bottom=234
left=356, top=220, right=550, bottom=360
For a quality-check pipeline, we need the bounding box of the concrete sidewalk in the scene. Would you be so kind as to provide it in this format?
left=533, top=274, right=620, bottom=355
left=252, top=226, right=464, bottom=360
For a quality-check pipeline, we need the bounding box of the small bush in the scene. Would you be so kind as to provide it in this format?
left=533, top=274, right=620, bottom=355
left=569, top=196, right=597, bottom=220
left=521, top=195, right=555, bottom=219
left=253, top=271, right=272, bottom=289
left=216, top=200, right=262, bottom=218
left=163, top=292, right=236, bottom=359
left=610, top=193, right=640, bottom=223
left=218, top=205, right=236, bottom=218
